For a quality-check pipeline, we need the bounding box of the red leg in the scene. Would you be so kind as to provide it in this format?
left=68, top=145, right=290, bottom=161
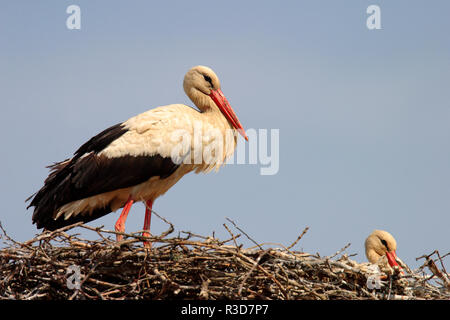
left=143, top=200, right=153, bottom=248
left=114, top=195, right=134, bottom=241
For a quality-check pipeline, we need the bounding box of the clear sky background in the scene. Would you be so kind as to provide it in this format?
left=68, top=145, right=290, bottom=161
left=0, top=1, right=449, bottom=269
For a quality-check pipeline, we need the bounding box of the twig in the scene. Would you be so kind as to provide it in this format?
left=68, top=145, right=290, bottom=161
left=327, top=243, right=351, bottom=259
left=223, top=223, right=239, bottom=249
left=225, top=217, right=262, bottom=250
left=287, top=227, right=309, bottom=250
left=24, top=222, right=84, bottom=246
left=238, top=249, right=269, bottom=296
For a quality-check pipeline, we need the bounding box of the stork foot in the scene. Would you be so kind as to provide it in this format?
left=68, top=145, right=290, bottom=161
left=116, top=235, right=123, bottom=242
left=143, top=231, right=152, bottom=249
left=142, top=199, right=153, bottom=249
left=115, top=222, right=125, bottom=242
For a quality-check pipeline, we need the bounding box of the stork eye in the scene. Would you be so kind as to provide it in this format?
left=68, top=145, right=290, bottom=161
left=380, top=239, right=389, bottom=250
left=203, top=75, right=213, bottom=86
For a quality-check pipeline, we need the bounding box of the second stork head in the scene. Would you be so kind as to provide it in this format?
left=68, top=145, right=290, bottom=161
left=365, top=229, right=400, bottom=268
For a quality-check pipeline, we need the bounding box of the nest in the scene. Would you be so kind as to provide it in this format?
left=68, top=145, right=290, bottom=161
left=0, top=216, right=448, bottom=300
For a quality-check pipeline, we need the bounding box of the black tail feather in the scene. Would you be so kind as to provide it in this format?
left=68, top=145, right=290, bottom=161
left=37, top=205, right=113, bottom=231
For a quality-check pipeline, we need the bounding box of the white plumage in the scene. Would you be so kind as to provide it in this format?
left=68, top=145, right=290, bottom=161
left=27, top=66, right=247, bottom=247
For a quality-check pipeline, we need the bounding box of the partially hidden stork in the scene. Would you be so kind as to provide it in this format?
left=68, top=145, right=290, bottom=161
left=27, top=66, right=248, bottom=247
left=365, top=230, right=404, bottom=273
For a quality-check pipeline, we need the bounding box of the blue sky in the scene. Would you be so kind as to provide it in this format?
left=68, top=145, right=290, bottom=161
left=1, top=1, right=449, bottom=269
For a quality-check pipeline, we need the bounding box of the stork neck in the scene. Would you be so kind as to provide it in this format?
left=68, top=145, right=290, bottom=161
left=366, top=249, right=382, bottom=264
left=187, top=89, right=232, bottom=128
left=194, top=95, right=217, bottom=113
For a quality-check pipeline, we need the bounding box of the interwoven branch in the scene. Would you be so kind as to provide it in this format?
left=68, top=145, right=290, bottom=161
left=0, top=220, right=448, bottom=300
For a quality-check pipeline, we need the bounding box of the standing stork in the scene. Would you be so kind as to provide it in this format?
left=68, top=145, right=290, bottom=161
left=27, top=66, right=248, bottom=247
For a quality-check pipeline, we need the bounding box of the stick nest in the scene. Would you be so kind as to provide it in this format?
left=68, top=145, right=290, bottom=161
left=0, top=218, right=448, bottom=300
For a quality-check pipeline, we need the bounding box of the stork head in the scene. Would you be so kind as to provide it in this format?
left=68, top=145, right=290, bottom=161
left=183, top=66, right=248, bottom=141
left=365, top=229, right=400, bottom=268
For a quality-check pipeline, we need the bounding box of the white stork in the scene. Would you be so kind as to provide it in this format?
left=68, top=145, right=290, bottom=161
left=365, top=230, right=403, bottom=272
left=27, top=66, right=248, bottom=247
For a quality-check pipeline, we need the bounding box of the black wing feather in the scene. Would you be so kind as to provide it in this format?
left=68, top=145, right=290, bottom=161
left=27, top=122, right=179, bottom=230
left=74, top=123, right=127, bottom=156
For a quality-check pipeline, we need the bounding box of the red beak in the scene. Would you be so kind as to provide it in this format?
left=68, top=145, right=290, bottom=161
left=209, top=88, right=248, bottom=141
left=386, top=250, right=399, bottom=268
